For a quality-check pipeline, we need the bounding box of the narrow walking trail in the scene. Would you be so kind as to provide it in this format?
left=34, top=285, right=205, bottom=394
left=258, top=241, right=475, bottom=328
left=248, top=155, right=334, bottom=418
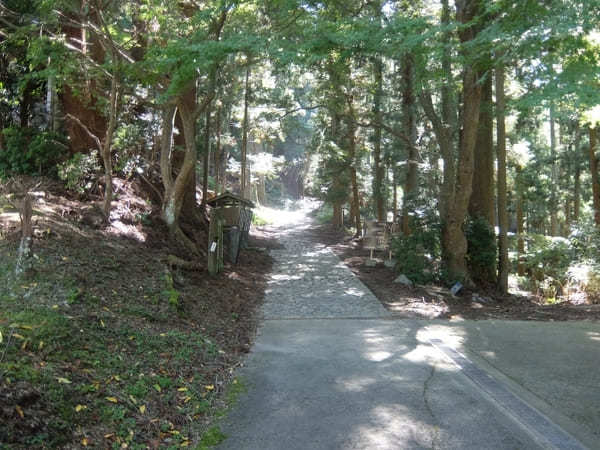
left=261, top=212, right=389, bottom=320
left=217, top=208, right=590, bottom=450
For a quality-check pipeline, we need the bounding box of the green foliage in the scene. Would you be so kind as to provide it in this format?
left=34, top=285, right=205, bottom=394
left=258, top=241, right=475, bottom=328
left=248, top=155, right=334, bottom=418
left=583, top=269, right=600, bottom=304
left=0, top=127, right=65, bottom=177
left=252, top=213, right=270, bottom=226
left=518, top=234, right=577, bottom=298
left=466, top=216, right=497, bottom=284
left=113, top=124, right=146, bottom=178
left=196, top=426, right=226, bottom=449
left=162, top=272, right=180, bottom=308
left=523, top=234, right=575, bottom=283
left=310, top=203, right=334, bottom=225
left=57, top=151, right=101, bottom=194
left=391, top=212, right=441, bottom=284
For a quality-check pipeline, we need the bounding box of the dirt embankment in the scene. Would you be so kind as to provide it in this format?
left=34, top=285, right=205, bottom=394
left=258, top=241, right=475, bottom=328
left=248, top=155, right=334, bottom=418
left=0, top=177, right=276, bottom=448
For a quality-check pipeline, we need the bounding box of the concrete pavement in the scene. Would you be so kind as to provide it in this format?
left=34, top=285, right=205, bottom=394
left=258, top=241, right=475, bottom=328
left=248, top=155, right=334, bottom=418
left=218, top=319, right=599, bottom=449
left=217, top=209, right=599, bottom=449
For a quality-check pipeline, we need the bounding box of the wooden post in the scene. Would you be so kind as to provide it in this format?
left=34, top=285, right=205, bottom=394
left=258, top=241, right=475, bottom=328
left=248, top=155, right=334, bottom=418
left=208, top=208, right=224, bottom=275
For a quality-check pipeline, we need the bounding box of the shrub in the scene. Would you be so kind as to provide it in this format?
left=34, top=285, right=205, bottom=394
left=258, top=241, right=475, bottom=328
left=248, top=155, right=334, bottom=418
left=466, top=216, right=497, bottom=284
left=567, top=262, right=600, bottom=304
left=391, top=211, right=441, bottom=284
left=522, top=235, right=575, bottom=284
left=0, top=127, right=65, bottom=177
left=113, top=123, right=145, bottom=178
left=57, top=151, right=101, bottom=194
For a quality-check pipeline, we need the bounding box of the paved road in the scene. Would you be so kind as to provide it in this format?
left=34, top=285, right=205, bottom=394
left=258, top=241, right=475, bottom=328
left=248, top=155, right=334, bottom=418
left=218, top=214, right=600, bottom=449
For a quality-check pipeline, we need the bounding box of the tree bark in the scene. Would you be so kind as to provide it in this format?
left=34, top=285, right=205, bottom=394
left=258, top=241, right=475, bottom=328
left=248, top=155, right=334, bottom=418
left=589, top=126, right=600, bottom=227
left=214, top=106, right=222, bottom=194
left=442, top=69, right=481, bottom=281
left=439, top=0, right=457, bottom=221
left=201, top=104, right=212, bottom=209
left=161, top=87, right=201, bottom=238
left=241, top=64, right=251, bottom=199
left=160, top=104, right=177, bottom=197
left=442, top=0, right=483, bottom=281
left=15, top=194, right=33, bottom=278
left=101, top=71, right=119, bottom=221
left=469, top=74, right=495, bottom=225
left=392, top=169, right=398, bottom=221
left=574, top=163, right=581, bottom=223
left=347, top=96, right=362, bottom=238
left=372, top=56, right=385, bottom=221
left=20, top=80, right=33, bottom=128
left=516, top=167, right=525, bottom=276
left=46, top=66, right=60, bottom=132
left=495, top=62, right=509, bottom=294
left=401, top=53, right=418, bottom=235
left=332, top=200, right=344, bottom=229
left=549, top=104, right=558, bottom=235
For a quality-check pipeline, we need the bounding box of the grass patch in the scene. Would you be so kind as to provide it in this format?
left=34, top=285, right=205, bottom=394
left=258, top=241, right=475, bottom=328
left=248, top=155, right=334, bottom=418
left=0, top=178, right=273, bottom=448
left=196, top=426, right=227, bottom=449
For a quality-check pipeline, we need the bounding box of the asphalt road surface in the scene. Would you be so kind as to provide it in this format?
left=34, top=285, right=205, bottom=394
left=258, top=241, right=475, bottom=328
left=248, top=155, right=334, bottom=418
left=218, top=211, right=600, bottom=449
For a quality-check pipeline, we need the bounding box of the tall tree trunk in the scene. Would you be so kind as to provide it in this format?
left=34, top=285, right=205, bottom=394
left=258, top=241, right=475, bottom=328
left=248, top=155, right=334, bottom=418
left=241, top=64, right=251, bottom=199
left=214, top=106, right=222, bottom=194
left=201, top=105, right=212, bottom=209
left=549, top=104, right=558, bottom=235
left=372, top=56, right=385, bottom=221
left=392, top=169, right=398, bottom=221
left=46, top=64, right=60, bottom=132
left=589, top=126, right=600, bottom=227
left=347, top=97, right=362, bottom=238
left=202, top=68, right=218, bottom=209
left=495, top=62, right=509, bottom=293
left=468, top=71, right=496, bottom=284
left=469, top=74, right=495, bottom=225
left=402, top=53, right=418, bottom=235
left=516, top=167, right=526, bottom=277
left=161, top=87, right=200, bottom=239
left=20, top=80, right=33, bottom=128
left=160, top=104, right=176, bottom=199
left=439, top=0, right=456, bottom=221
left=574, top=164, right=581, bottom=222
left=332, top=200, right=344, bottom=229
left=101, top=72, right=119, bottom=221
left=441, top=0, right=483, bottom=281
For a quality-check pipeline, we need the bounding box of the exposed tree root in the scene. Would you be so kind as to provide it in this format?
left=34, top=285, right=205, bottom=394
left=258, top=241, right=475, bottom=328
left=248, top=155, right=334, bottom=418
left=166, top=254, right=203, bottom=271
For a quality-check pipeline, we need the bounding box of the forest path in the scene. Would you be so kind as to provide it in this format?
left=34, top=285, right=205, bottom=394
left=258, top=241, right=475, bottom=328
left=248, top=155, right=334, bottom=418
left=217, top=207, right=595, bottom=449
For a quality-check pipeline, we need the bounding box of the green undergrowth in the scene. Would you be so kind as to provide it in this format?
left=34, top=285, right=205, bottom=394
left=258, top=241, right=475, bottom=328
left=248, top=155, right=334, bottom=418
left=0, top=301, right=225, bottom=448
left=0, top=233, right=252, bottom=448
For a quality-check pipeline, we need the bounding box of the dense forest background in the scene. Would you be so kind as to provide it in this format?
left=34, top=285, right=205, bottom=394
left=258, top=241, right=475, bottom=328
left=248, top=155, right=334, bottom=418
left=2, top=0, right=600, bottom=299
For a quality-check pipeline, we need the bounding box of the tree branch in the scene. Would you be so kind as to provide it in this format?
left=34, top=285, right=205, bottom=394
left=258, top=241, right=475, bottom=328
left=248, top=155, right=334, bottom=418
left=65, top=113, right=102, bottom=152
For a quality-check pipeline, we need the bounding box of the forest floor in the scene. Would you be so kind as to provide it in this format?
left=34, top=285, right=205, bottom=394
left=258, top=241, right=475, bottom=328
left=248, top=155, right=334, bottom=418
left=305, top=224, right=600, bottom=322
left=0, top=177, right=276, bottom=449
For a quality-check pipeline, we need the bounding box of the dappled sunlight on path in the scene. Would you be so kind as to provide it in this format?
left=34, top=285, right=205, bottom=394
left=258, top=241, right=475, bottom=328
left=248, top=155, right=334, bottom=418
left=254, top=198, right=320, bottom=231
left=257, top=199, right=390, bottom=320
